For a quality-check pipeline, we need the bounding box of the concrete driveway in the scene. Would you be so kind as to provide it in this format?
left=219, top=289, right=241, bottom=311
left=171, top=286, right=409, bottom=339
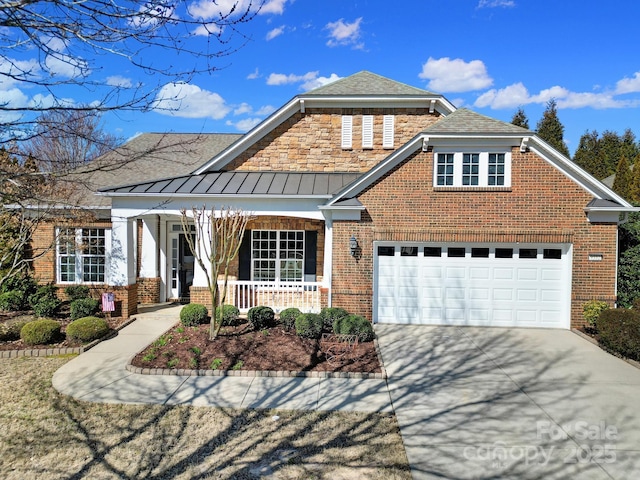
left=375, top=324, right=640, bottom=480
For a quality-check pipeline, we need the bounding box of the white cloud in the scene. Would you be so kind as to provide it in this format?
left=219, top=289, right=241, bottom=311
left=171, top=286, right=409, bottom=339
left=616, top=72, right=640, bottom=94
left=325, top=18, right=363, bottom=48
left=266, top=26, right=285, bottom=40
left=475, top=82, right=631, bottom=110
left=247, top=68, right=260, bottom=80
left=266, top=71, right=341, bottom=91
left=129, top=2, right=178, bottom=27
left=0, top=58, right=40, bottom=89
left=260, top=0, right=288, bottom=15
left=477, top=0, right=516, bottom=7
left=193, top=23, right=223, bottom=36
left=42, top=36, right=89, bottom=78
left=106, top=75, right=133, bottom=88
left=419, top=57, right=493, bottom=93
left=234, top=102, right=252, bottom=115
left=256, top=105, right=276, bottom=115
left=153, top=82, right=230, bottom=119
left=226, top=117, right=262, bottom=131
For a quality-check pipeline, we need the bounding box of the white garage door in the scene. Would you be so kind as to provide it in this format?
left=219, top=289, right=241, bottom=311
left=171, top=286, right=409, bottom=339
left=374, top=243, right=572, bottom=329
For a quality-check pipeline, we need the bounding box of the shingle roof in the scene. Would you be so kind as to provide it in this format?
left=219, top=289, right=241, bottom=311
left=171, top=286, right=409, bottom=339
left=63, top=133, right=241, bottom=207
left=303, top=71, right=435, bottom=96
left=100, top=172, right=361, bottom=197
left=424, top=108, right=533, bottom=135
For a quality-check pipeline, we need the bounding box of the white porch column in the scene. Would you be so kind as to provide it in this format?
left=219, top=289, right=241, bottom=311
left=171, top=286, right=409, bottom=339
left=139, top=215, right=159, bottom=278
left=109, top=217, right=136, bottom=286
left=192, top=226, right=210, bottom=287
left=323, top=216, right=333, bottom=306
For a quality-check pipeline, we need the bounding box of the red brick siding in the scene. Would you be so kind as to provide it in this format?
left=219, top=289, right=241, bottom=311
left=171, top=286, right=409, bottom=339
left=331, top=147, right=618, bottom=328
left=137, top=277, right=161, bottom=304
left=224, top=108, right=441, bottom=172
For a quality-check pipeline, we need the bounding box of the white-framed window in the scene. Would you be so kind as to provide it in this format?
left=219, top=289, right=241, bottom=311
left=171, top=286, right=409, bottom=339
left=434, top=151, right=511, bottom=187
left=57, top=227, right=110, bottom=283
left=341, top=115, right=353, bottom=149
left=251, top=230, right=304, bottom=282
left=362, top=115, right=373, bottom=149
left=383, top=115, right=394, bottom=148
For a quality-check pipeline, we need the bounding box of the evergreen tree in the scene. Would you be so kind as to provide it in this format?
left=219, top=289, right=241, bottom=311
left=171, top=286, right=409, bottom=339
left=511, top=107, right=530, bottom=129
left=631, top=154, right=640, bottom=204
left=613, top=155, right=632, bottom=200
left=621, top=129, right=640, bottom=165
left=573, top=131, right=607, bottom=178
left=536, top=99, right=571, bottom=157
left=599, top=130, right=625, bottom=178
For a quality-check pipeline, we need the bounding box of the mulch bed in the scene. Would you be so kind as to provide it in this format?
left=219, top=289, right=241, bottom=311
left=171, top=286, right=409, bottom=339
left=0, top=310, right=129, bottom=351
left=131, top=322, right=382, bottom=374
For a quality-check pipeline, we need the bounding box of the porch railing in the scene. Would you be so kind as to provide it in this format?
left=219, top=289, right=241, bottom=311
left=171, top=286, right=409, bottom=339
left=216, top=280, right=323, bottom=314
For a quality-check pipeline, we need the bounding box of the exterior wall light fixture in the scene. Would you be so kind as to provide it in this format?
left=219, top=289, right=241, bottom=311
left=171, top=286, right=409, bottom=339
left=349, top=235, right=358, bottom=257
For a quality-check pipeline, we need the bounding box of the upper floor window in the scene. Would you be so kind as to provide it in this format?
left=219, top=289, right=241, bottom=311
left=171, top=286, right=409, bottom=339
left=435, top=151, right=511, bottom=188
left=57, top=227, right=109, bottom=283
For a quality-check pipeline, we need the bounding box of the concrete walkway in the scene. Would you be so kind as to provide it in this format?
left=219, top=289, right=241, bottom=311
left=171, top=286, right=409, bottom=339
left=53, top=307, right=640, bottom=479
left=52, top=305, right=393, bottom=412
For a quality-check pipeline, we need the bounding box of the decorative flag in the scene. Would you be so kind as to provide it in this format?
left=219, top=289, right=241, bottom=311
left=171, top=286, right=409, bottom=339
left=102, top=292, right=115, bottom=312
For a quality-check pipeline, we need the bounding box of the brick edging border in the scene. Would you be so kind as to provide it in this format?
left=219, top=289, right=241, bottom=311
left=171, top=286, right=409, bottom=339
left=125, top=337, right=388, bottom=380
left=571, top=328, right=640, bottom=370
left=0, top=316, right=138, bottom=359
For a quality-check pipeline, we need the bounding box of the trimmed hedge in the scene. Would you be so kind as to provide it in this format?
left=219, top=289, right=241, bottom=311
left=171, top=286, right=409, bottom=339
left=247, top=306, right=275, bottom=330
left=217, top=304, right=240, bottom=326
left=180, top=303, right=208, bottom=327
left=319, top=307, right=349, bottom=332
left=280, top=307, right=302, bottom=331
left=583, top=300, right=609, bottom=328
left=295, top=313, right=323, bottom=339
left=66, top=316, right=110, bottom=343
left=333, top=314, right=375, bottom=342
left=20, top=319, right=62, bottom=345
left=70, top=298, right=100, bottom=320
left=596, top=309, right=640, bottom=361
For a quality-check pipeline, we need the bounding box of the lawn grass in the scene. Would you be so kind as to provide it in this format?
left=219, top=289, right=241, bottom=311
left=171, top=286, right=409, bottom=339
left=0, top=356, right=410, bottom=479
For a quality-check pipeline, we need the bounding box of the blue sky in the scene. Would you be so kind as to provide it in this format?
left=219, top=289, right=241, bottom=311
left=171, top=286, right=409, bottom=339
left=5, top=0, right=640, bottom=155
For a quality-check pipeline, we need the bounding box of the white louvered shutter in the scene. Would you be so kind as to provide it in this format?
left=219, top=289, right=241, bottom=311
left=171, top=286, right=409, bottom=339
left=362, top=115, right=373, bottom=149
left=383, top=115, right=394, bottom=149
left=341, top=116, right=353, bottom=149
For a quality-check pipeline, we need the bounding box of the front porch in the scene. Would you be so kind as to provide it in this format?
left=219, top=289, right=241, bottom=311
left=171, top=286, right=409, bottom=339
left=190, top=280, right=327, bottom=314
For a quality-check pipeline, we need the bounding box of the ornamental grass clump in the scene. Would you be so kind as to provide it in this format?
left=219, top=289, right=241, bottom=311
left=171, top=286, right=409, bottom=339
left=20, top=319, right=62, bottom=345
left=180, top=303, right=208, bottom=327
left=66, top=316, right=110, bottom=343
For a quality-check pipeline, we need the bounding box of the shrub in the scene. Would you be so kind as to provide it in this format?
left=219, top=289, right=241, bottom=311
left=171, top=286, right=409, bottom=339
left=66, top=316, right=110, bottom=343
left=70, top=298, right=100, bottom=320
left=247, top=306, right=275, bottom=331
left=0, top=319, right=29, bottom=341
left=65, top=285, right=90, bottom=301
left=333, top=314, right=375, bottom=342
left=29, top=285, right=61, bottom=318
left=596, top=308, right=640, bottom=361
left=583, top=300, right=610, bottom=329
left=319, top=307, right=349, bottom=332
left=180, top=303, right=208, bottom=327
left=295, top=313, right=323, bottom=339
left=0, top=275, right=37, bottom=310
left=217, top=304, right=240, bottom=326
left=280, top=307, right=302, bottom=330
left=20, top=319, right=62, bottom=345
left=0, top=291, right=23, bottom=312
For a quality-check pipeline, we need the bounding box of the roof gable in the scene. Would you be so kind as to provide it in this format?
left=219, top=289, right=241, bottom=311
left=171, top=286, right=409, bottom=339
left=424, top=108, right=532, bottom=136
left=304, top=71, right=434, bottom=97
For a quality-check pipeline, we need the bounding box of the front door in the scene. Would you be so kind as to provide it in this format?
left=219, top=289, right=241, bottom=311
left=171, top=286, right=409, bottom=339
left=169, top=227, right=195, bottom=301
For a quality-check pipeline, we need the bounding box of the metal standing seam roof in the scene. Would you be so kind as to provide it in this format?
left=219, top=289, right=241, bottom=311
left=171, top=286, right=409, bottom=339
left=99, top=172, right=362, bottom=197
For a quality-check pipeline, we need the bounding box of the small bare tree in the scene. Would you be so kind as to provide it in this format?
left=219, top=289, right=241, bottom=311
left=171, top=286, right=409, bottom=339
left=180, top=205, right=252, bottom=340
